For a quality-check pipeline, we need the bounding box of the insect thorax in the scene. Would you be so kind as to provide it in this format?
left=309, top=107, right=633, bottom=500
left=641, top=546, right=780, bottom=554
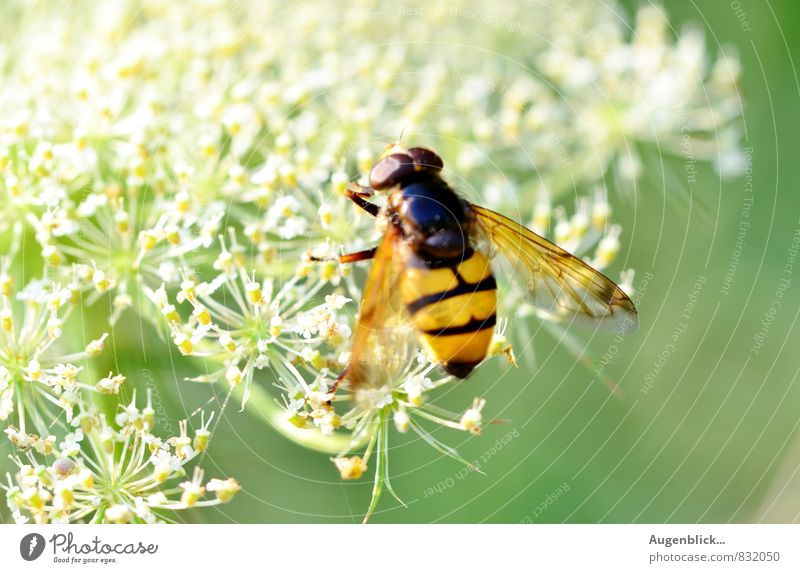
left=396, top=175, right=470, bottom=261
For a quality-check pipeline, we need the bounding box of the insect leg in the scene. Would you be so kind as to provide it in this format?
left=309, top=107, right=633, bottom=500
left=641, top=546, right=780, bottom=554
left=346, top=180, right=374, bottom=198
left=309, top=246, right=377, bottom=264
left=325, top=366, right=349, bottom=405
left=345, top=183, right=380, bottom=217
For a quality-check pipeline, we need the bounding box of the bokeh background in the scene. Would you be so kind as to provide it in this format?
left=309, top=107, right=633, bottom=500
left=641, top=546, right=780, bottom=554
left=2, top=0, right=799, bottom=523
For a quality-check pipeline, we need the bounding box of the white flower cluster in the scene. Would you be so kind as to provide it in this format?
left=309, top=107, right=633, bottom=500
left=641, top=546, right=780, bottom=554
left=0, top=237, right=113, bottom=433
left=3, top=389, right=238, bottom=524
left=0, top=0, right=743, bottom=520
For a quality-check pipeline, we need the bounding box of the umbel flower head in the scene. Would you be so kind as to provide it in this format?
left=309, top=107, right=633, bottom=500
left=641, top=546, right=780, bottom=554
left=25, top=160, right=226, bottom=326
left=0, top=246, right=112, bottom=434
left=277, top=315, right=513, bottom=521
left=3, top=385, right=239, bottom=524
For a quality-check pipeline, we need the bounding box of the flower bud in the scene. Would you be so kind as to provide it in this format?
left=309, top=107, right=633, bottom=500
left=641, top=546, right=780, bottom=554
left=334, top=456, right=367, bottom=480
left=225, top=365, right=242, bottom=388
left=394, top=407, right=410, bottom=433
left=86, top=333, right=109, bottom=356
left=207, top=478, right=241, bottom=503
left=193, top=429, right=210, bottom=453
left=52, top=458, right=76, bottom=477
left=193, top=305, right=211, bottom=326
left=105, top=504, right=132, bottom=523
left=286, top=410, right=307, bottom=429
left=174, top=332, right=193, bottom=355
left=180, top=481, right=205, bottom=507
left=460, top=398, right=486, bottom=435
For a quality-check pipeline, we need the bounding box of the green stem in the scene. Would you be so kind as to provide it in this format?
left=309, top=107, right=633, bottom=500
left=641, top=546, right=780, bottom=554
left=15, top=381, right=25, bottom=434
left=363, top=408, right=388, bottom=524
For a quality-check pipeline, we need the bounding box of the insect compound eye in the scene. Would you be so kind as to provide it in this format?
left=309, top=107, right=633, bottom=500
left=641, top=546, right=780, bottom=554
left=369, top=153, right=415, bottom=190
left=408, top=147, right=444, bottom=172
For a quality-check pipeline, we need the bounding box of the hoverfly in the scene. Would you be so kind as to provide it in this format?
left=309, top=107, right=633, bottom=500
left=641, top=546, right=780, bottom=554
left=315, top=145, right=637, bottom=394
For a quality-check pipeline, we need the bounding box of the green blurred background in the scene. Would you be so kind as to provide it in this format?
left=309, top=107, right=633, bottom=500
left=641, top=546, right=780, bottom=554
left=3, top=0, right=800, bottom=523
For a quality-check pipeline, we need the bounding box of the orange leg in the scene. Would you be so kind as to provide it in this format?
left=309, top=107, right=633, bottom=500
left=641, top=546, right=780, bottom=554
left=319, top=181, right=378, bottom=401
left=326, top=366, right=349, bottom=405
left=345, top=183, right=380, bottom=217
left=311, top=184, right=379, bottom=263
left=346, top=180, right=374, bottom=198
left=309, top=247, right=376, bottom=264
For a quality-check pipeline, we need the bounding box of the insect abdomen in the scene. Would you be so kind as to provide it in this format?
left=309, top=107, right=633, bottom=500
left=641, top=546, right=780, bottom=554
left=400, top=250, right=497, bottom=378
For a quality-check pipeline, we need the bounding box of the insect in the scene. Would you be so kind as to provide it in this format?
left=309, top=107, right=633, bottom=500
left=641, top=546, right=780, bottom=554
left=315, top=144, right=637, bottom=394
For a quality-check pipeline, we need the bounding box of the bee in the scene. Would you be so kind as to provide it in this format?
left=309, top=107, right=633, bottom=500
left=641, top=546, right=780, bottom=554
left=316, top=145, right=637, bottom=394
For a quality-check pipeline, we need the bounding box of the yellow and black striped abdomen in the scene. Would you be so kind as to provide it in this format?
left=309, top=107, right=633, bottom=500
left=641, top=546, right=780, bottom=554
left=400, top=250, right=497, bottom=378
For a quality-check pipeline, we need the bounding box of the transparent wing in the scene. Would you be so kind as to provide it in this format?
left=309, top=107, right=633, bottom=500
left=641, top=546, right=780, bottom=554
left=346, top=225, right=412, bottom=389
left=469, top=203, right=637, bottom=333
